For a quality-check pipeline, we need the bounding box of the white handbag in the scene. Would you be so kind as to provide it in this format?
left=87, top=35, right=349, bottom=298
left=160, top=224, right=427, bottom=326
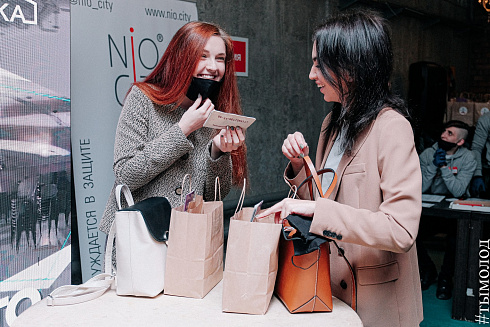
left=47, top=184, right=171, bottom=305
left=109, top=184, right=171, bottom=297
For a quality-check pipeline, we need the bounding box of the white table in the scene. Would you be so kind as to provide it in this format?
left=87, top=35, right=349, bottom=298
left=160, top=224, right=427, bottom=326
left=12, top=281, right=363, bottom=327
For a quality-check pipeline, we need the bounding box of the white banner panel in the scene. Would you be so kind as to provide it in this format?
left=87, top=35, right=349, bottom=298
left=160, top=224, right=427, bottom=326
left=71, top=0, right=198, bottom=282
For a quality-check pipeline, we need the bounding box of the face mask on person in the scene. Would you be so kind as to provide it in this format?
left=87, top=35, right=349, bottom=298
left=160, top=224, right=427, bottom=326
left=186, top=77, right=221, bottom=101
left=438, top=139, right=458, bottom=151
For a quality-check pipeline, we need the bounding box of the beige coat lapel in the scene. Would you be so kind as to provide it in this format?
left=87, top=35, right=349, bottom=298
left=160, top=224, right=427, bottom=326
left=318, top=108, right=392, bottom=200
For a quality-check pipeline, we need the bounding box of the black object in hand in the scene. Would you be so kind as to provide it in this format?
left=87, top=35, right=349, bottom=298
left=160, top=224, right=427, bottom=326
left=283, top=214, right=328, bottom=256
left=186, top=77, right=221, bottom=101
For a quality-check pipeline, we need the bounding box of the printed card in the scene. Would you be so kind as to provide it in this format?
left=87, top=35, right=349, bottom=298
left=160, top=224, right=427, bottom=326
left=203, top=110, right=256, bottom=130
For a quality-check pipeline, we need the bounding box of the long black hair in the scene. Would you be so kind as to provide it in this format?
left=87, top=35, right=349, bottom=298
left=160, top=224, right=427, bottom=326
left=314, top=11, right=409, bottom=156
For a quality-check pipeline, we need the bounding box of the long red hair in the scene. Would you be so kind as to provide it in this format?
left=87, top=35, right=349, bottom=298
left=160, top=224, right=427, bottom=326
left=134, top=21, right=247, bottom=187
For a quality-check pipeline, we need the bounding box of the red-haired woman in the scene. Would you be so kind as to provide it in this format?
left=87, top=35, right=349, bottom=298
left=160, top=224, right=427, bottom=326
left=100, top=21, right=248, bottom=235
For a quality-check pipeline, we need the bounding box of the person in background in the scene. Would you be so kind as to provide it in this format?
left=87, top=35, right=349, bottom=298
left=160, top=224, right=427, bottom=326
left=257, top=11, right=422, bottom=327
left=99, top=21, right=248, bottom=238
left=470, top=112, right=490, bottom=198
left=418, top=120, right=476, bottom=300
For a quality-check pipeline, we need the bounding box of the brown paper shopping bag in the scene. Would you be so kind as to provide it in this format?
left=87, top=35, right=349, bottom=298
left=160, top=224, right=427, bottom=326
left=164, top=175, right=223, bottom=298
left=222, top=180, right=282, bottom=314
left=448, top=101, right=475, bottom=126
left=474, top=102, right=490, bottom=124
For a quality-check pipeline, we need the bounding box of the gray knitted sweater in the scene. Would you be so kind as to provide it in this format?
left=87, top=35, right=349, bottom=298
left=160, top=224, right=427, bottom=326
left=99, top=86, right=232, bottom=234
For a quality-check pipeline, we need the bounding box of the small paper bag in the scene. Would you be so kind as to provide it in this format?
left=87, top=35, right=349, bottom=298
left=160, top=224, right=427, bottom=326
left=474, top=102, right=490, bottom=123
left=222, top=180, right=282, bottom=314
left=448, top=101, right=475, bottom=126
left=164, top=176, right=223, bottom=299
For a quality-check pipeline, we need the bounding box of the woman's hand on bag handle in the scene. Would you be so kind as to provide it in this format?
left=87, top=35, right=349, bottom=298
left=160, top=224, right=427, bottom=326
left=283, top=132, right=309, bottom=176
left=255, top=198, right=315, bottom=224
left=178, top=95, right=215, bottom=137
left=211, top=125, right=245, bottom=159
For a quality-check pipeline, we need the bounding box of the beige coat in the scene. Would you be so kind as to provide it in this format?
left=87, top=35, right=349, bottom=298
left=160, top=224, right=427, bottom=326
left=287, top=108, right=423, bottom=327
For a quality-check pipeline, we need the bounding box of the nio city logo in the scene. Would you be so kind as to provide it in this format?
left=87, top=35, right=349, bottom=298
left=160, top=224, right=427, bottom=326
left=109, top=27, right=165, bottom=106
left=0, top=0, right=37, bottom=25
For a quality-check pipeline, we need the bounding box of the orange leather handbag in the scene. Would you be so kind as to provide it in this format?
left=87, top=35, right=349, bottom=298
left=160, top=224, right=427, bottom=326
left=275, top=156, right=356, bottom=313
left=276, top=232, right=333, bottom=312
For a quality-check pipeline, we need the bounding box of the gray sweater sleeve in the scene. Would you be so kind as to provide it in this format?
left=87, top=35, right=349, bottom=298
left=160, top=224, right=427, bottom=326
left=472, top=113, right=490, bottom=176
left=439, top=151, right=477, bottom=198
left=113, top=88, right=193, bottom=190
left=420, top=147, right=438, bottom=193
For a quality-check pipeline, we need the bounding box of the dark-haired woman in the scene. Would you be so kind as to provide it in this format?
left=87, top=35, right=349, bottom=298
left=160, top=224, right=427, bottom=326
left=257, top=12, right=422, bottom=327
left=100, top=21, right=248, bottom=234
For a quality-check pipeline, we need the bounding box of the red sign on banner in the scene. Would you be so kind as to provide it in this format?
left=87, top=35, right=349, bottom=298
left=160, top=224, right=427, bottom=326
left=231, top=37, right=248, bottom=77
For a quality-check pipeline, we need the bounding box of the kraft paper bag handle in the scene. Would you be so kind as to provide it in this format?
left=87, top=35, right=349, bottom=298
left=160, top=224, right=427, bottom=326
left=179, top=174, right=192, bottom=204
left=214, top=176, right=221, bottom=201
left=287, top=184, right=298, bottom=199
left=233, top=178, right=247, bottom=217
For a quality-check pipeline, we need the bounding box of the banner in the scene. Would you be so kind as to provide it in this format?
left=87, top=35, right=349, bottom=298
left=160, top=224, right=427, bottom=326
left=71, top=0, right=198, bottom=282
left=0, top=1, right=71, bottom=326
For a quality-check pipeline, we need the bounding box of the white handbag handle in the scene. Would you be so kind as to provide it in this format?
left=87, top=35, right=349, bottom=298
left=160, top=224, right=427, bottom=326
left=47, top=186, right=127, bottom=306
left=46, top=273, right=114, bottom=306
left=105, top=185, right=133, bottom=283
left=104, top=216, right=117, bottom=275
left=116, top=184, right=134, bottom=209
left=47, top=217, right=118, bottom=306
